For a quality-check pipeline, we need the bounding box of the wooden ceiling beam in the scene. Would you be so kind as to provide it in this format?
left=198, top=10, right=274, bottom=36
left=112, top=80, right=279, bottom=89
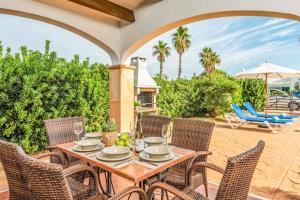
left=67, top=0, right=135, bottom=22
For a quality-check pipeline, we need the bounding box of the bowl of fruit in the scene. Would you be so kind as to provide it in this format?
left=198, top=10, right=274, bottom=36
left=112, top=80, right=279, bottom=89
left=115, top=132, right=132, bottom=147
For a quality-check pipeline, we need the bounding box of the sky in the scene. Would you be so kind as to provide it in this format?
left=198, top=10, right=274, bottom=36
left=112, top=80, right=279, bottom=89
left=0, top=14, right=111, bottom=65
left=1, top=14, right=300, bottom=78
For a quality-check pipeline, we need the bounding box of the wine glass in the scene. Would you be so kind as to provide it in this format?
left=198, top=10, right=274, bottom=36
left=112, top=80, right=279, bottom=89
left=74, top=122, right=83, bottom=141
left=161, top=124, right=170, bottom=148
left=129, top=128, right=137, bottom=163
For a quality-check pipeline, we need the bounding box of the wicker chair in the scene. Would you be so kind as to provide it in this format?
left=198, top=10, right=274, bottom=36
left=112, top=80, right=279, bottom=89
left=147, top=140, right=265, bottom=200
left=141, top=115, right=170, bottom=138
left=140, top=115, right=170, bottom=184
left=22, top=153, right=147, bottom=200
left=43, top=116, right=85, bottom=165
left=166, top=119, right=215, bottom=196
left=0, top=140, right=64, bottom=200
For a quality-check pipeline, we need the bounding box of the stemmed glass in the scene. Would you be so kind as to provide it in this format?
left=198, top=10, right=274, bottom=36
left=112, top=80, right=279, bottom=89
left=74, top=122, right=83, bottom=141
left=129, top=125, right=137, bottom=163
left=161, top=124, right=170, bottom=148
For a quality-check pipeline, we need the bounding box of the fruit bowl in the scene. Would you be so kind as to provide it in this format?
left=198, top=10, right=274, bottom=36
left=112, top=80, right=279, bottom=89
left=115, top=132, right=132, bottom=147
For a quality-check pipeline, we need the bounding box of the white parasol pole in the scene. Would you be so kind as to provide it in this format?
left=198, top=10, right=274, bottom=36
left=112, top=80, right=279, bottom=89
left=265, top=73, right=268, bottom=116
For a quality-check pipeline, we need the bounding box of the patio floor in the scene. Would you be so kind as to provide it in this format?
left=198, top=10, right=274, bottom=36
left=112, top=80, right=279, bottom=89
left=1, top=110, right=300, bottom=199
left=208, top=110, right=300, bottom=200
left=0, top=175, right=264, bottom=200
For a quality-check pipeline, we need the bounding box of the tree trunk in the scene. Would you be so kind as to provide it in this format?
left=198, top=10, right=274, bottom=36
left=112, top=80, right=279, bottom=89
left=159, top=61, right=163, bottom=78
left=178, top=53, right=182, bottom=79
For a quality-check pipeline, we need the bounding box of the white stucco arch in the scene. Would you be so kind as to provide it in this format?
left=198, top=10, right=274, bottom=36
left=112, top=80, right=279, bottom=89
left=120, top=0, right=300, bottom=63
left=0, top=0, right=121, bottom=64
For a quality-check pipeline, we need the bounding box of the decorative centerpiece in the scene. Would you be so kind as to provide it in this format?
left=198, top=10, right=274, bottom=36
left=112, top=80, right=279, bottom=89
left=115, top=132, right=131, bottom=147
left=102, top=120, right=117, bottom=146
left=134, top=101, right=141, bottom=110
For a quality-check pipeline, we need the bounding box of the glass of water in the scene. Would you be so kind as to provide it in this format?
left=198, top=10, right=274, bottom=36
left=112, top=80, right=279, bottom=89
left=129, top=128, right=137, bottom=163
left=161, top=124, right=170, bottom=147
left=74, top=122, right=83, bottom=141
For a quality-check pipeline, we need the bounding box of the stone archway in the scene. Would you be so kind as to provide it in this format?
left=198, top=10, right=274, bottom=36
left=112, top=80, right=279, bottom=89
left=121, top=9, right=300, bottom=63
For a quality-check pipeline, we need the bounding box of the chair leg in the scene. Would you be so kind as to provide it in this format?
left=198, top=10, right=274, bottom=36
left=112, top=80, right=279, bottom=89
left=203, top=169, right=208, bottom=197
left=162, top=177, right=169, bottom=200
left=161, top=188, right=164, bottom=200
left=264, top=121, right=277, bottom=133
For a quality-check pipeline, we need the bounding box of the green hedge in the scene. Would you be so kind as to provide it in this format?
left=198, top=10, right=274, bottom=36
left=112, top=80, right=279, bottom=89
left=155, top=71, right=265, bottom=118
left=154, top=77, right=194, bottom=118
left=239, top=79, right=266, bottom=111
left=0, top=41, right=109, bottom=153
left=155, top=70, right=242, bottom=118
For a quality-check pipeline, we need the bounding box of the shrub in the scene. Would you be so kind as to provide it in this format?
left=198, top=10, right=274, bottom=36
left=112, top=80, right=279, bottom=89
left=191, top=70, right=241, bottom=117
left=154, top=76, right=193, bottom=118
left=239, top=79, right=266, bottom=111
left=0, top=41, right=109, bottom=153
left=155, top=70, right=241, bottom=118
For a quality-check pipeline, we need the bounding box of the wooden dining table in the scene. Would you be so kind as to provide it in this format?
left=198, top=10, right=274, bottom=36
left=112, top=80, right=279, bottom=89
left=55, top=142, right=196, bottom=196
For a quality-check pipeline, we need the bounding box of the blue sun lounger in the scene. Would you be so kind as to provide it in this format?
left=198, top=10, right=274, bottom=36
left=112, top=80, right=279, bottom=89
left=225, top=104, right=294, bottom=133
left=244, top=102, right=298, bottom=120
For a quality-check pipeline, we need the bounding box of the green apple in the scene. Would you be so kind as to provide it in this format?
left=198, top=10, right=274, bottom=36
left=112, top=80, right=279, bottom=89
left=115, top=139, right=120, bottom=145
left=120, top=133, right=129, bottom=140
left=118, top=140, right=125, bottom=146
left=124, top=140, right=130, bottom=146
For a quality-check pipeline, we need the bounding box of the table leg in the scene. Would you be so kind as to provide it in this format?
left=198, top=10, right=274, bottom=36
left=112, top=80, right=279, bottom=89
left=105, top=171, right=113, bottom=197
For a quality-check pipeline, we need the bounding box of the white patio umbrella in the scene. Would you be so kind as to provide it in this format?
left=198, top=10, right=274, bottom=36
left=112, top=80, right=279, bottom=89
left=235, top=62, right=300, bottom=115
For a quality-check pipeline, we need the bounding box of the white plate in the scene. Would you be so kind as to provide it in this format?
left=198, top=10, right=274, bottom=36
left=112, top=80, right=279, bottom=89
left=96, top=151, right=132, bottom=162
left=144, top=137, right=164, bottom=145
left=102, top=146, right=130, bottom=156
left=76, top=139, right=101, bottom=147
left=139, top=151, right=175, bottom=162
left=85, top=132, right=102, bottom=138
left=72, top=143, right=104, bottom=152
left=144, top=146, right=170, bottom=157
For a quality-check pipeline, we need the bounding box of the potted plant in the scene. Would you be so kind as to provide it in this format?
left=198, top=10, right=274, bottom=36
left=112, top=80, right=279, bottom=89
left=134, top=100, right=142, bottom=110
left=102, top=120, right=117, bottom=146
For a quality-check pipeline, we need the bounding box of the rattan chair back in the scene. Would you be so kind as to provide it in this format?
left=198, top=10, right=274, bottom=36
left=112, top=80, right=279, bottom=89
left=44, top=116, right=85, bottom=147
left=216, top=140, right=265, bottom=200
left=172, top=118, right=215, bottom=167
left=141, top=115, right=170, bottom=137
left=22, top=154, right=74, bottom=200
left=0, top=140, right=30, bottom=200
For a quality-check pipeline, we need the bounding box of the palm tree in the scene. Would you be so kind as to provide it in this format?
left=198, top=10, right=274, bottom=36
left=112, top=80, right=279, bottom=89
left=199, top=47, right=221, bottom=73
left=152, top=40, right=171, bottom=77
left=172, top=26, right=191, bottom=79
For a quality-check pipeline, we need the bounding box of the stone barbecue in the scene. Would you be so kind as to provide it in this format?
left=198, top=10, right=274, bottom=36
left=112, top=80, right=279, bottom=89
left=130, top=57, right=159, bottom=115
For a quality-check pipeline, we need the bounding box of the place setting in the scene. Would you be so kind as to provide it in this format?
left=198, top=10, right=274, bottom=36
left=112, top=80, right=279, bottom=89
left=95, top=146, right=133, bottom=167
left=71, top=122, right=104, bottom=153
left=137, top=124, right=179, bottom=168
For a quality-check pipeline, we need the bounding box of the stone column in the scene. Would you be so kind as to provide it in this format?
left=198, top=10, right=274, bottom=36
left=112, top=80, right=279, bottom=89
left=109, top=64, right=135, bottom=132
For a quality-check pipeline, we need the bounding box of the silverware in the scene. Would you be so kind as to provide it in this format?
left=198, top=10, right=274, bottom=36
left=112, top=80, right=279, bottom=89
left=83, top=151, right=100, bottom=155
left=113, top=159, right=132, bottom=166
left=139, top=158, right=159, bottom=166
left=89, top=154, right=98, bottom=158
